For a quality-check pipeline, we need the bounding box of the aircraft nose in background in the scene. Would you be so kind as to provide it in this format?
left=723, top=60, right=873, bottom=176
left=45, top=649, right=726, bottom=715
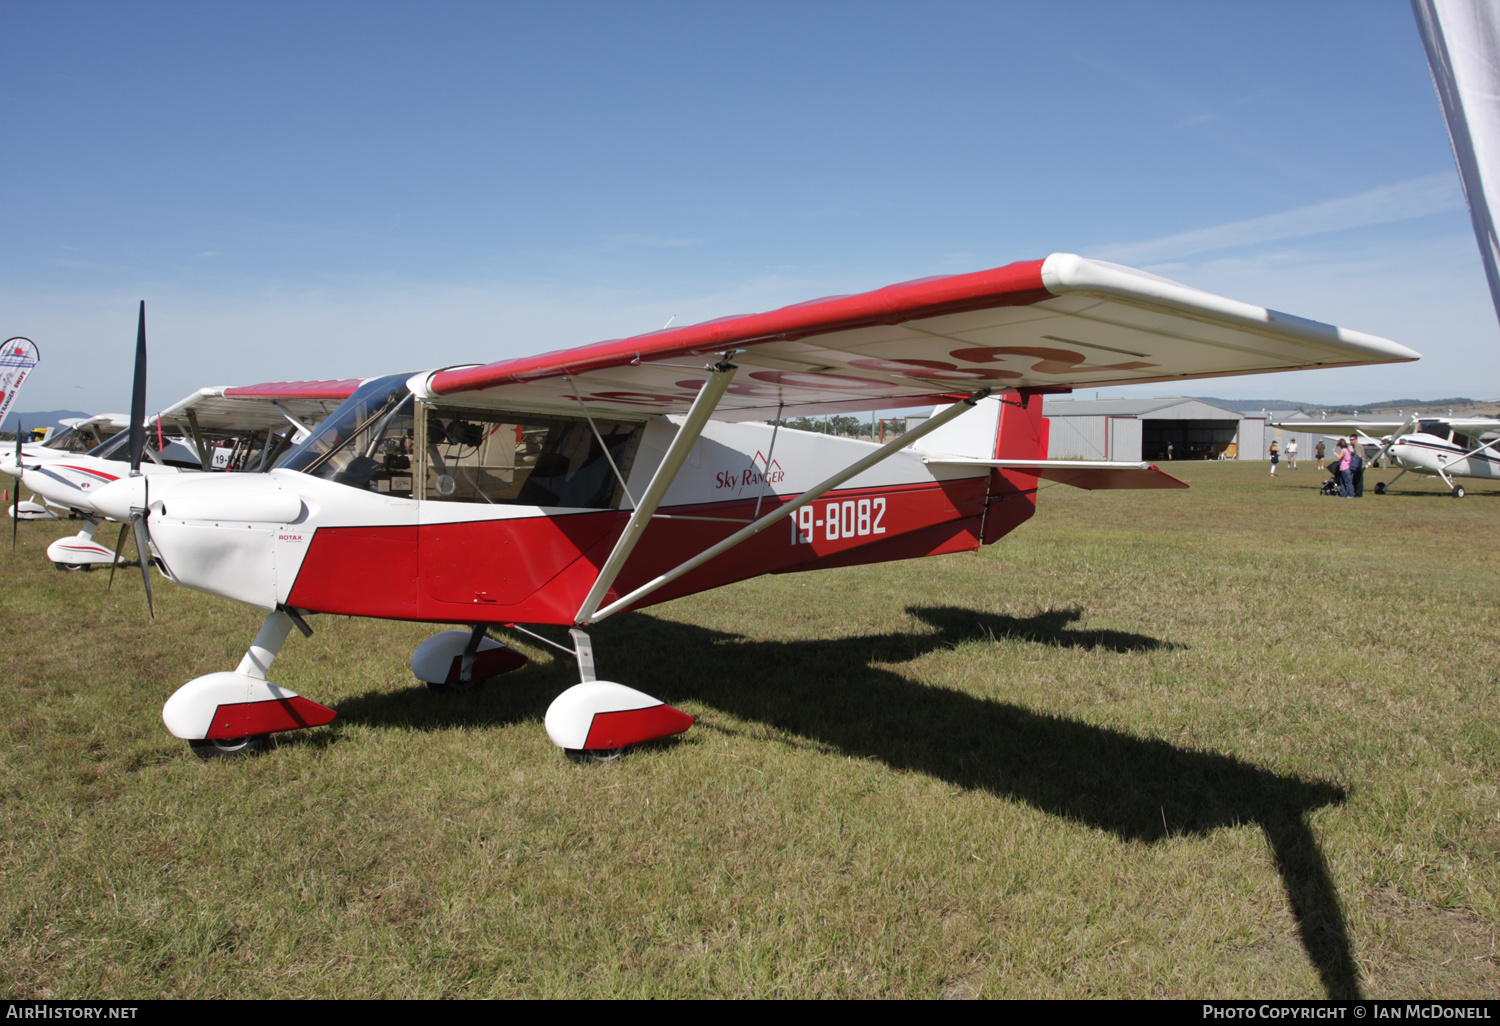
left=89, top=476, right=148, bottom=522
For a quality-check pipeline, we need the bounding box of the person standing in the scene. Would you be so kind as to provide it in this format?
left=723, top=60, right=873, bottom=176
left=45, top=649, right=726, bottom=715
left=1315, top=438, right=1326, bottom=469
left=1286, top=438, right=1298, bottom=469
left=1167, top=442, right=1174, bottom=461
left=1348, top=434, right=1365, bottom=497
left=1269, top=440, right=1280, bottom=476
left=1335, top=438, right=1353, bottom=497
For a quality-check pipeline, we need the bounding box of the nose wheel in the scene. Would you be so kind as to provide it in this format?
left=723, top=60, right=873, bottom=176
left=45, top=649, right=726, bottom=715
left=1373, top=481, right=1387, bottom=495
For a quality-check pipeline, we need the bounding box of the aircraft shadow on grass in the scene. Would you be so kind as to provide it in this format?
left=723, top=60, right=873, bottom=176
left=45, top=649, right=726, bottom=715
left=334, top=604, right=1358, bottom=999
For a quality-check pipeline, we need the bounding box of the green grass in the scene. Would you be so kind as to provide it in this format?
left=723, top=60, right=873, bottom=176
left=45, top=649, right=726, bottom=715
left=2, top=460, right=1497, bottom=998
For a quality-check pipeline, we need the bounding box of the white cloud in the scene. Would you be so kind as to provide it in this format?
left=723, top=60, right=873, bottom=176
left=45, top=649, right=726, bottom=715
left=1091, top=174, right=1466, bottom=265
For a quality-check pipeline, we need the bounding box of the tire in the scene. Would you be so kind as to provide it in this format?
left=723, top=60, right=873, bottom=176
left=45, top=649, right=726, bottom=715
left=188, top=735, right=269, bottom=760
left=1453, top=485, right=1466, bottom=498
left=1374, top=482, right=1387, bottom=495
left=565, top=747, right=625, bottom=764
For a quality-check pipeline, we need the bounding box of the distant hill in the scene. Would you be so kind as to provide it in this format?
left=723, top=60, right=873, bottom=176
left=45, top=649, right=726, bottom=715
left=1192, top=397, right=1495, bottom=415
left=2, top=409, right=91, bottom=433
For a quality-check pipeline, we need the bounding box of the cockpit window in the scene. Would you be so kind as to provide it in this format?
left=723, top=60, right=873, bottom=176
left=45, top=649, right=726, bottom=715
left=42, top=425, right=103, bottom=452
left=84, top=427, right=199, bottom=468
left=89, top=432, right=131, bottom=461
left=424, top=407, right=641, bottom=509
left=278, top=373, right=416, bottom=497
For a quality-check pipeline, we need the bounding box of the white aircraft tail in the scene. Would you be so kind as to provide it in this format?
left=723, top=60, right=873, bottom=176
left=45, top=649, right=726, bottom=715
left=911, top=391, right=1050, bottom=462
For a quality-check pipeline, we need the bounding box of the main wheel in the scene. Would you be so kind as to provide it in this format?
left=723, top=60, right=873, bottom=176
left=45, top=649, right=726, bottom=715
left=565, top=747, right=625, bottom=764
left=188, top=735, right=269, bottom=760
left=1453, top=485, right=1466, bottom=498
left=1374, top=482, right=1387, bottom=495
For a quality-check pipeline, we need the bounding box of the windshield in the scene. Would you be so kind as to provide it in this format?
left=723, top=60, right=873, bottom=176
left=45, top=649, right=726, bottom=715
left=42, top=425, right=85, bottom=451
left=279, top=373, right=416, bottom=496
left=85, top=428, right=199, bottom=468
left=88, top=432, right=132, bottom=461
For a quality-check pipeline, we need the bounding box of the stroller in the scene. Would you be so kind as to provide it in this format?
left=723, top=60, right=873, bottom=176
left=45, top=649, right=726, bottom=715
left=1320, top=473, right=1342, bottom=496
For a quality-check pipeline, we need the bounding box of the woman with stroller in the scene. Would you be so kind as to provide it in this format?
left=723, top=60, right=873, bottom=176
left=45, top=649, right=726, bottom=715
left=1334, top=438, right=1354, bottom=497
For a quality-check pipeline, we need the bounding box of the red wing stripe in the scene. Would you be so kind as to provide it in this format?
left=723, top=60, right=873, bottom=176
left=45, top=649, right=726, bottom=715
left=223, top=379, right=364, bottom=400
left=431, top=260, right=1050, bottom=395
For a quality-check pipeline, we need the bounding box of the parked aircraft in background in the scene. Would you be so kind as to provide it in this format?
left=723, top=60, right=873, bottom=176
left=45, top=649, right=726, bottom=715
left=1273, top=415, right=1500, bottom=496
left=4, top=360, right=358, bottom=567
left=35, top=414, right=131, bottom=454
left=81, top=255, right=1418, bottom=761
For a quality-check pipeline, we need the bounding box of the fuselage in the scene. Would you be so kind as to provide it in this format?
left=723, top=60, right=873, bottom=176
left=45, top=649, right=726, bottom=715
left=90, top=376, right=1049, bottom=627
left=1389, top=431, right=1500, bottom=482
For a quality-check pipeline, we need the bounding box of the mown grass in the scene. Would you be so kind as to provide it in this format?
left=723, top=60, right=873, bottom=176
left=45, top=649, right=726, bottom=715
left=1, top=460, right=1497, bottom=998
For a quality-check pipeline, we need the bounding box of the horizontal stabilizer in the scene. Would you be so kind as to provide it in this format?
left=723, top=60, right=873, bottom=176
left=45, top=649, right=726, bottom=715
left=922, top=457, right=1189, bottom=490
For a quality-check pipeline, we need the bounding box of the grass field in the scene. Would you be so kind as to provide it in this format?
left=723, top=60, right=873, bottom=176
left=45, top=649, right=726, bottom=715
left=2, top=460, right=1497, bottom=998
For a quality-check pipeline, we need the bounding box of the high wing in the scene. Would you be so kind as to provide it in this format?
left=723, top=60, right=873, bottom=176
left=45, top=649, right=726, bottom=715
left=61, top=413, right=130, bottom=434
left=157, top=380, right=364, bottom=437
left=413, top=254, right=1419, bottom=419
left=1274, top=416, right=1500, bottom=437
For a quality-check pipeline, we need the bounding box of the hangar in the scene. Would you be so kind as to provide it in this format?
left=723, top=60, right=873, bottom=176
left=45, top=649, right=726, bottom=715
left=1041, top=397, right=1266, bottom=461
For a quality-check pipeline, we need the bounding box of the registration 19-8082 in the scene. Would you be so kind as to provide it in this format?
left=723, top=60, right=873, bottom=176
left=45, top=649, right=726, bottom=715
left=791, top=496, right=886, bottom=545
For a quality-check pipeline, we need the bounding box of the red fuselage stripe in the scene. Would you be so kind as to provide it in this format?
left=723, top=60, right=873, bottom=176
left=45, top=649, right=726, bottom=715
left=51, top=464, right=120, bottom=482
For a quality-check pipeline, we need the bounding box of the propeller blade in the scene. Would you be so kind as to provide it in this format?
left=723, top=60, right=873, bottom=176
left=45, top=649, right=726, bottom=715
left=128, top=301, right=147, bottom=474
left=130, top=511, right=154, bottom=618
left=107, top=521, right=131, bottom=591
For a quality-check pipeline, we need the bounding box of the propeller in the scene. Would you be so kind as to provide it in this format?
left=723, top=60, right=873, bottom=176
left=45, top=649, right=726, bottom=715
left=120, top=301, right=154, bottom=617
left=1370, top=413, right=1419, bottom=469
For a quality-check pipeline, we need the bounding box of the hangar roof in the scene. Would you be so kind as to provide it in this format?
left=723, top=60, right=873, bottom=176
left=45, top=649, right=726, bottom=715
left=1042, top=396, right=1246, bottom=419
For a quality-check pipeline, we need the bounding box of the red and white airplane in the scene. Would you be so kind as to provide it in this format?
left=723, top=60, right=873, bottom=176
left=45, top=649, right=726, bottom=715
left=84, top=255, right=1417, bottom=760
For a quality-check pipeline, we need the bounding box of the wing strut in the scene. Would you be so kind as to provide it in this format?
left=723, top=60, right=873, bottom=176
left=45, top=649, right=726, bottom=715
left=184, top=409, right=212, bottom=471
left=573, top=358, right=741, bottom=624
left=579, top=387, right=993, bottom=626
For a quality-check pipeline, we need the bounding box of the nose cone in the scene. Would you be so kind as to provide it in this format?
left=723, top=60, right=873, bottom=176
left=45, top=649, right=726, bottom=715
left=89, top=476, right=149, bottom=522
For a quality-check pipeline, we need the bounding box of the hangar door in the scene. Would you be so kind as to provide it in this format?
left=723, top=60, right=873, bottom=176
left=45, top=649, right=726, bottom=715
left=1143, top=419, right=1238, bottom=460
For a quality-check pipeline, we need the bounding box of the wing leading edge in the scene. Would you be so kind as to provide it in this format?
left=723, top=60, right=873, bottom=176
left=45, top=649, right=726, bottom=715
left=413, top=254, right=1419, bottom=420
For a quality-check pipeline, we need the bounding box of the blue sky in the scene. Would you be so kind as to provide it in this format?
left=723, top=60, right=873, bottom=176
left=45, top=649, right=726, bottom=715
left=1, top=1, right=1492, bottom=414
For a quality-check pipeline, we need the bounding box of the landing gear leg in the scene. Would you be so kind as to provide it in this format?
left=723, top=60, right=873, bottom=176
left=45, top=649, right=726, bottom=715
left=1436, top=468, right=1464, bottom=498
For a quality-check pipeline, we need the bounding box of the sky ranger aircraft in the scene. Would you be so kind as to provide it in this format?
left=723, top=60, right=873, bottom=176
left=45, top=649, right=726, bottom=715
left=1273, top=414, right=1500, bottom=497
left=84, top=255, right=1418, bottom=761
left=18, top=413, right=131, bottom=458
left=3, top=319, right=359, bottom=570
